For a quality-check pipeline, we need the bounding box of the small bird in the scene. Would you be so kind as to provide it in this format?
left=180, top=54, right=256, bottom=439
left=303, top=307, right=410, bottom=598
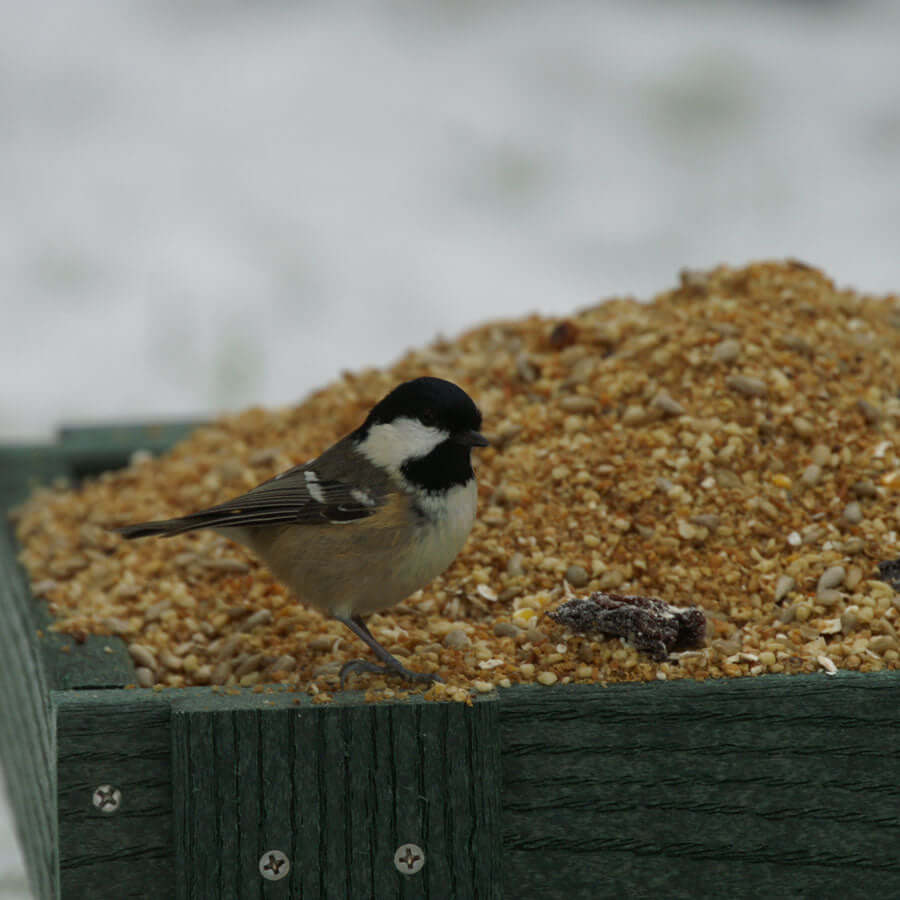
left=116, top=377, right=488, bottom=687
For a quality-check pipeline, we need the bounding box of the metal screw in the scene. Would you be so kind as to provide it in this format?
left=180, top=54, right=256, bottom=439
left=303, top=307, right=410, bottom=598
left=258, top=850, right=290, bottom=881
left=92, top=785, right=121, bottom=814
left=394, top=843, right=425, bottom=875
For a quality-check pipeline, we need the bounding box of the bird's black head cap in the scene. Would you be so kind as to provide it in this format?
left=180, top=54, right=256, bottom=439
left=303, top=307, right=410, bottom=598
left=364, top=376, right=483, bottom=436
left=359, top=377, right=487, bottom=492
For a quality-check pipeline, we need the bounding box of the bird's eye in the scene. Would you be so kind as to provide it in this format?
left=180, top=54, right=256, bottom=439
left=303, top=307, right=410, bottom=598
left=420, top=408, right=436, bottom=426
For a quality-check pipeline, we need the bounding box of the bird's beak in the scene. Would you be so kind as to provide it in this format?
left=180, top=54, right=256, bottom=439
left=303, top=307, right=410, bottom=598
left=454, top=429, right=490, bottom=448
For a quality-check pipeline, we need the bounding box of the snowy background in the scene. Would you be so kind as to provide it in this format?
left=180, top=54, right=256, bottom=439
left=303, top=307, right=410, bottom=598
left=3, top=0, right=900, bottom=894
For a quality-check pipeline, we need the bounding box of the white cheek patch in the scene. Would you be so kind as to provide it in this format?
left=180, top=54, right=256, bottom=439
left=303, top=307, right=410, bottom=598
left=304, top=469, right=326, bottom=503
left=357, top=418, right=447, bottom=473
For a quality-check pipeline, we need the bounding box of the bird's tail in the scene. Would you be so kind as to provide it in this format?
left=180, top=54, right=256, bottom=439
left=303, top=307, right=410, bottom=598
left=116, top=518, right=198, bottom=539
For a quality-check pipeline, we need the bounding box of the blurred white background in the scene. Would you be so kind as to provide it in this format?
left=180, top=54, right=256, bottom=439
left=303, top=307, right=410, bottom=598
left=3, top=0, right=900, bottom=895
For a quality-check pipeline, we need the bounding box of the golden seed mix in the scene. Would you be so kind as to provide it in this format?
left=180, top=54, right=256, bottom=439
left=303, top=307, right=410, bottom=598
left=13, top=261, right=900, bottom=702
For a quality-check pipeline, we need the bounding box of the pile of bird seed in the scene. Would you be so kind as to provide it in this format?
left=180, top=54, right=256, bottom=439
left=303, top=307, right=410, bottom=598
left=13, top=260, right=900, bottom=702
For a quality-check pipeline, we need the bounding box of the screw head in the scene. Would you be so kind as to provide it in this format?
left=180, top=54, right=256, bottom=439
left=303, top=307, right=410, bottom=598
left=92, top=785, right=121, bottom=813
left=394, top=843, right=425, bottom=875
left=259, top=850, right=290, bottom=881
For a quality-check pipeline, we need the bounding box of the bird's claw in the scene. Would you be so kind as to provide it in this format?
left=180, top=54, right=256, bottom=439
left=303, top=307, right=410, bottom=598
left=338, top=658, right=444, bottom=690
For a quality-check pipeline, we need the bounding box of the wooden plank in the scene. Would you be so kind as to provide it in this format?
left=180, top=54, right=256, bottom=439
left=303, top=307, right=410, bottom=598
left=57, top=421, right=199, bottom=452
left=0, top=516, right=58, bottom=900
left=467, top=695, right=503, bottom=894
left=171, top=691, right=503, bottom=899
left=54, top=691, right=174, bottom=900
left=0, top=445, right=73, bottom=509
left=0, top=423, right=197, bottom=508
left=499, top=677, right=900, bottom=898
left=292, top=701, right=324, bottom=899
left=1, top=445, right=142, bottom=694
left=37, top=629, right=134, bottom=694
left=57, top=422, right=199, bottom=482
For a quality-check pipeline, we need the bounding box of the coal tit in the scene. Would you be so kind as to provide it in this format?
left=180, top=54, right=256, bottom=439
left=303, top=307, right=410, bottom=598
left=116, top=376, right=489, bottom=687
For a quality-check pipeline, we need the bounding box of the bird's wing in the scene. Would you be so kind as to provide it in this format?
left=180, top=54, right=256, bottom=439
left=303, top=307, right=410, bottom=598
left=117, top=442, right=391, bottom=538
left=195, top=463, right=384, bottom=526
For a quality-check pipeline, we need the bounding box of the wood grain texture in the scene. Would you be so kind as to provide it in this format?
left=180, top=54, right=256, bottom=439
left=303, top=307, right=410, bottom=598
left=0, top=515, right=58, bottom=900
left=171, top=691, right=503, bottom=900
left=0, top=437, right=180, bottom=899
left=499, top=678, right=900, bottom=899
left=54, top=691, right=174, bottom=900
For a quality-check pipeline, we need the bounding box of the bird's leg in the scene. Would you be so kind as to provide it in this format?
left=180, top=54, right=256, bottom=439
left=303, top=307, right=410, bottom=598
left=335, top=614, right=443, bottom=689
